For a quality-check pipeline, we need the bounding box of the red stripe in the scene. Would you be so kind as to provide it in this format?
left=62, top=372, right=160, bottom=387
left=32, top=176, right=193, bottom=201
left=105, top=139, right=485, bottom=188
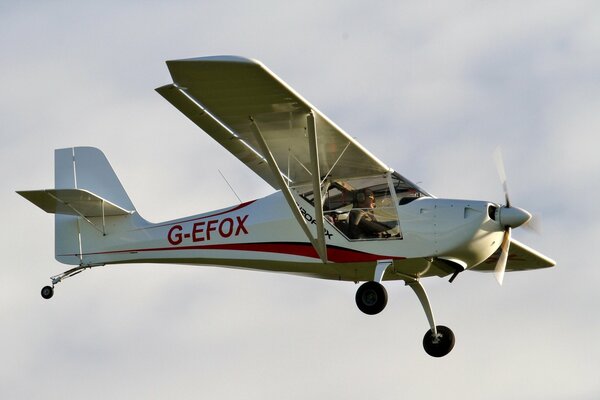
left=68, top=242, right=404, bottom=263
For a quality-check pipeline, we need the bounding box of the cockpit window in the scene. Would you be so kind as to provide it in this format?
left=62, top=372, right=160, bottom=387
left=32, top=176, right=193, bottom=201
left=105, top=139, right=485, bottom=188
left=297, top=172, right=427, bottom=241
left=390, top=171, right=429, bottom=204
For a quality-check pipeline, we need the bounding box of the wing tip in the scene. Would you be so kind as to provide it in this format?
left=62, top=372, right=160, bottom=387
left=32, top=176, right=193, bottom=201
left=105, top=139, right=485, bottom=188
left=510, top=238, right=556, bottom=268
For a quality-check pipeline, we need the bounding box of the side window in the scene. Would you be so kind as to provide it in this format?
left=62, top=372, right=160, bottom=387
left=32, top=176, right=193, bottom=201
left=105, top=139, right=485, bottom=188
left=297, top=172, right=426, bottom=241
left=321, top=176, right=402, bottom=240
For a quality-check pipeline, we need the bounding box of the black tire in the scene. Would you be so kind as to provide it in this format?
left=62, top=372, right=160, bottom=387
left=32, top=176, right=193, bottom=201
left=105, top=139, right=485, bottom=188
left=355, top=281, right=388, bottom=315
left=41, top=286, right=54, bottom=300
left=422, top=325, right=455, bottom=357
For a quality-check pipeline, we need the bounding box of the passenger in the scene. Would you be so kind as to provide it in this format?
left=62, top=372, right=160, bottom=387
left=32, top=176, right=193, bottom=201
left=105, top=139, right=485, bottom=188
left=348, top=189, right=390, bottom=239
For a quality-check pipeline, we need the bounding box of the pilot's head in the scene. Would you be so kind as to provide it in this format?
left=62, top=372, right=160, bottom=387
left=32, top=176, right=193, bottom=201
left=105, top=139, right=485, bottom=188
left=355, top=189, right=375, bottom=208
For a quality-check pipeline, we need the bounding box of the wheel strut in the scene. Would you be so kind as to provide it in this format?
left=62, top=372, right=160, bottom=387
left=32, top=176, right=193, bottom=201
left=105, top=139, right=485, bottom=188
left=40, top=265, right=98, bottom=299
left=407, top=280, right=437, bottom=337
left=406, top=279, right=455, bottom=357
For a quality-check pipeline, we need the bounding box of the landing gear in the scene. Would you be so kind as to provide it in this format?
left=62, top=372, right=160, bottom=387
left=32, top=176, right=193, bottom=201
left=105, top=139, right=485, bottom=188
left=354, top=276, right=456, bottom=356
left=355, top=260, right=392, bottom=315
left=422, top=325, right=455, bottom=357
left=354, top=261, right=456, bottom=356
left=39, top=264, right=98, bottom=300
left=41, top=285, right=54, bottom=299
left=355, top=281, right=388, bottom=315
left=407, top=280, right=455, bottom=357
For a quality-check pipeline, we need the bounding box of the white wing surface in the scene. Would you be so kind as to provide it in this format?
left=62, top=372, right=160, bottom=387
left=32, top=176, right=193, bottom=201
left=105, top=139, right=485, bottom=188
left=156, top=56, right=390, bottom=189
left=473, top=238, right=556, bottom=272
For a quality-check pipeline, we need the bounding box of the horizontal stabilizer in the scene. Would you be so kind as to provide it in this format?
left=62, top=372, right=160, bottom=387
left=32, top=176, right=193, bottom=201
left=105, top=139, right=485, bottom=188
left=17, top=189, right=134, bottom=217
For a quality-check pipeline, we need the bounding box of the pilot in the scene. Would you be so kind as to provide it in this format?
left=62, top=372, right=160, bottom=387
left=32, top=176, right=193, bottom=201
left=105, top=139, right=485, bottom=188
left=348, top=189, right=390, bottom=239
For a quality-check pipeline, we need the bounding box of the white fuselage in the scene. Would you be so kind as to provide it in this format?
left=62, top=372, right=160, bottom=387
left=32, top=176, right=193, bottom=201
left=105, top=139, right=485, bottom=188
left=72, top=192, right=503, bottom=282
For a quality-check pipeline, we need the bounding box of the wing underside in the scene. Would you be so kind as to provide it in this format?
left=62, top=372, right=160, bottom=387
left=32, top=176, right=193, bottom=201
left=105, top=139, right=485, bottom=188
left=473, top=238, right=556, bottom=272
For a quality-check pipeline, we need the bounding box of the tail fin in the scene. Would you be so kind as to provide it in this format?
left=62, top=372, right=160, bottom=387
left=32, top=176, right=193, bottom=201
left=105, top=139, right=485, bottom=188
left=55, top=147, right=135, bottom=210
left=18, top=147, right=138, bottom=265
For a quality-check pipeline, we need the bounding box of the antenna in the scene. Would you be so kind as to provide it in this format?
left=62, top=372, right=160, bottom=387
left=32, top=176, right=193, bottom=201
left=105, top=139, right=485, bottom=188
left=218, top=169, right=242, bottom=204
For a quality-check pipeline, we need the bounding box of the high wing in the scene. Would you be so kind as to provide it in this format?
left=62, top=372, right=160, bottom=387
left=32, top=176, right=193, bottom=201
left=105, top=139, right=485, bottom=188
left=156, top=56, right=390, bottom=190
left=473, top=238, right=556, bottom=272
left=157, top=56, right=399, bottom=263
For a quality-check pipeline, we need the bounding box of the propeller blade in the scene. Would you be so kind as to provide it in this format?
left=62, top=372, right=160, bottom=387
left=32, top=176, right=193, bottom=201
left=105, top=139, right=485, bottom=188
left=494, top=227, right=511, bottom=286
left=493, top=147, right=511, bottom=207
left=522, top=214, right=542, bottom=234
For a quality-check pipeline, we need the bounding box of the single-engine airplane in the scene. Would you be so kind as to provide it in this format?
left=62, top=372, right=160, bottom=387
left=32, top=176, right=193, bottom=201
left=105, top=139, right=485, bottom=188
left=18, top=56, right=555, bottom=357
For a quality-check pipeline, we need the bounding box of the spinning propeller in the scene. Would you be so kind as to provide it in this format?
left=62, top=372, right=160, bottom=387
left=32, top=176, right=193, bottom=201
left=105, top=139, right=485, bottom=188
left=492, top=148, right=532, bottom=285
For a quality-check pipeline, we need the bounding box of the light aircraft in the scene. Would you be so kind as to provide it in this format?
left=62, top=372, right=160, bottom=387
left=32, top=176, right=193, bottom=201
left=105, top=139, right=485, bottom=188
left=18, top=56, right=555, bottom=357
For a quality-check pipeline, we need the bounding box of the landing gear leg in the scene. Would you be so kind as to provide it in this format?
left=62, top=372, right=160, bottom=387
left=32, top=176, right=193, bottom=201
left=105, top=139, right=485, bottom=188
left=40, top=265, right=96, bottom=300
left=407, top=280, right=455, bottom=357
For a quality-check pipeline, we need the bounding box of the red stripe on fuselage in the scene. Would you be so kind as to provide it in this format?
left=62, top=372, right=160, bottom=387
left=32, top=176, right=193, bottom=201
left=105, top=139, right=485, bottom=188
left=66, top=242, right=404, bottom=263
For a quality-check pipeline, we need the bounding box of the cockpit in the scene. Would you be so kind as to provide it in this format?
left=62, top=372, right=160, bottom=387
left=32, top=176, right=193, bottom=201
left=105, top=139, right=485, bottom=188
left=298, top=171, right=429, bottom=240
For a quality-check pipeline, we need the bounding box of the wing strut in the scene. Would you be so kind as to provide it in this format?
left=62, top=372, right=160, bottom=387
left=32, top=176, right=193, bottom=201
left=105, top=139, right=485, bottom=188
left=249, top=116, right=327, bottom=263
left=306, top=111, right=328, bottom=263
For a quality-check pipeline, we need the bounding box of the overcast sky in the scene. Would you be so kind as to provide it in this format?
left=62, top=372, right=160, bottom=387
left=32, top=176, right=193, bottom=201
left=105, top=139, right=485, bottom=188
left=2, top=1, right=599, bottom=399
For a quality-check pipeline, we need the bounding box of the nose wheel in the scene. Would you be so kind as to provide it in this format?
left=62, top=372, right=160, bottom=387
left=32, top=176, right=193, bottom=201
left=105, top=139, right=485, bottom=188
left=422, top=325, right=455, bottom=357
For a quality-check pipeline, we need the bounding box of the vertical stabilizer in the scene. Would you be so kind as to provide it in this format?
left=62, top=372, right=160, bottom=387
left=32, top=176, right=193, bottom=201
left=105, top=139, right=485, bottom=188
left=54, top=147, right=137, bottom=265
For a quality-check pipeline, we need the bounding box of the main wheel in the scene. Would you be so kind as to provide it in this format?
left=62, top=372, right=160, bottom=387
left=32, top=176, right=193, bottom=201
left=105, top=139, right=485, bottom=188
left=41, top=286, right=54, bottom=300
left=422, top=325, right=455, bottom=357
left=355, top=281, right=388, bottom=315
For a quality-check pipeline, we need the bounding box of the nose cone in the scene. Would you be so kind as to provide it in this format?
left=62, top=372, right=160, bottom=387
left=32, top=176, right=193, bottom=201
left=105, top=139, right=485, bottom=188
left=498, top=206, right=532, bottom=228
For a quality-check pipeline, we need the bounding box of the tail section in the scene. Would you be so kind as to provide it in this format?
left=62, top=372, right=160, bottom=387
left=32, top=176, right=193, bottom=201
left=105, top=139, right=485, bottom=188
left=55, top=147, right=135, bottom=210
left=18, top=147, right=139, bottom=265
